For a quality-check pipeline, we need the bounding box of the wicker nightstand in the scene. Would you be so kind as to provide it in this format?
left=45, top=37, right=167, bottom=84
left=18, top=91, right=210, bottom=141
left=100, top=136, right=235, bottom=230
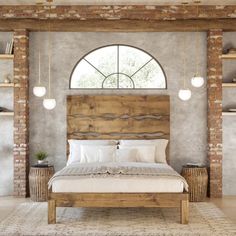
left=181, top=166, right=208, bottom=202
left=29, top=165, right=54, bottom=202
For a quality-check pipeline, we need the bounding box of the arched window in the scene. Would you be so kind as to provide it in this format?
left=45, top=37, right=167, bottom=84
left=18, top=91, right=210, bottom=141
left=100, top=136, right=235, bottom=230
left=70, top=45, right=167, bottom=89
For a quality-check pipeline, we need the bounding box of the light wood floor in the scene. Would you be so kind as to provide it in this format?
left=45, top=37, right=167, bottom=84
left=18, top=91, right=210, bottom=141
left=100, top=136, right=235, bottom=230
left=0, top=196, right=236, bottom=224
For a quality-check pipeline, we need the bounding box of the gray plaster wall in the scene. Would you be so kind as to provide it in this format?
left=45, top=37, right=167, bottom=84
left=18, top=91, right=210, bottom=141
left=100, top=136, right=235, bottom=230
left=29, top=32, right=208, bottom=174
left=0, top=32, right=14, bottom=196
left=222, top=33, right=236, bottom=195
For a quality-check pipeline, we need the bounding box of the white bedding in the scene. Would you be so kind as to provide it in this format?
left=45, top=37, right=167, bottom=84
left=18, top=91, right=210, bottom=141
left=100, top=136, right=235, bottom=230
left=51, top=162, right=187, bottom=193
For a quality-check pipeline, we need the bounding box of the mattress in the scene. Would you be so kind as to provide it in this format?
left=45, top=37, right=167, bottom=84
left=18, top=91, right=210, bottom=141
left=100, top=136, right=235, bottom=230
left=52, top=176, right=184, bottom=193
left=51, top=162, right=185, bottom=193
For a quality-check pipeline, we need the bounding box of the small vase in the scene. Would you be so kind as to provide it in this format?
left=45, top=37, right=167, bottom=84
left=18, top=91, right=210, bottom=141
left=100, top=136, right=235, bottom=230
left=38, top=160, right=45, bottom=165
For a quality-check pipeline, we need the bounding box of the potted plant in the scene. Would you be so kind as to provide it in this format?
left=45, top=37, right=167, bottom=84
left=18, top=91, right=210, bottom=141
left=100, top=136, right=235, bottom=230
left=35, top=151, right=48, bottom=165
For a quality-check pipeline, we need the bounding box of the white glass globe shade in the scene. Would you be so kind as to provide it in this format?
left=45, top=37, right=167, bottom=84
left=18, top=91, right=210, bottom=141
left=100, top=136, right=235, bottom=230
left=33, top=86, right=46, bottom=97
left=191, top=76, right=204, bottom=88
left=43, top=98, right=56, bottom=110
left=178, top=89, right=192, bottom=101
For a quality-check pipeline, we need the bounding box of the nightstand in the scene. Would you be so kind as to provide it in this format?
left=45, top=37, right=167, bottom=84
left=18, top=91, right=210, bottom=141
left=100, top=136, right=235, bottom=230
left=181, top=165, right=208, bottom=202
left=29, top=165, right=54, bottom=202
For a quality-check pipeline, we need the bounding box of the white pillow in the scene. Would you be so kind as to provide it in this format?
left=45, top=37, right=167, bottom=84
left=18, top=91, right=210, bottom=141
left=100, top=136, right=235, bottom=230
left=119, top=145, right=156, bottom=163
left=80, top=145, right=117, bottom=163
left=116, top=149, right=137, bottom=162
left=119, top=139, right=168, bottom=163
left=67, top=139, right=117, bottom=165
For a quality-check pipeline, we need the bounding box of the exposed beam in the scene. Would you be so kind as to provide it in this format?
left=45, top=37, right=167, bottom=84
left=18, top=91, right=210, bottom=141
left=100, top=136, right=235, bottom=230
left=0, top=19, right=236, bottom=32
left=0, top=5, right=235, bottom=21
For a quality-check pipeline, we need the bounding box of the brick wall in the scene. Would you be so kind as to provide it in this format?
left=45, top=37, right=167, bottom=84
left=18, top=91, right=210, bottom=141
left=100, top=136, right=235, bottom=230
left=207, top=29, right=223, bottom=198
left=13, top=29, right=29, bottom=197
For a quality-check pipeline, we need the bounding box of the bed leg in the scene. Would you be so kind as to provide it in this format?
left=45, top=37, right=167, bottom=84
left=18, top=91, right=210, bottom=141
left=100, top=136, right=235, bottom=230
left=48, top=200, right=56, bottom=224
left=180, top=200, right=189, bottom=224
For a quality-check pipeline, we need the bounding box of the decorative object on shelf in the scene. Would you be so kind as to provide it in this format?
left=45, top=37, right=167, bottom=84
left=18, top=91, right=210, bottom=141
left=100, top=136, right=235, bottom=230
left=5, top=38, right=14, bottom=55
left=178, top=2, right=191, bottom=101
left=35, top=151, right=48, bottom=165
left=43, top=0, right=56, bottom=110
left=181, top=165, right=208, bottom=202
left=33, top=1, right=46, bottom=98
left=29, top=165, right=54, bottom=202
left=0, top=107, right=12, bottom=112
left=3, top=74, right=12, bottom=84
left=226, top=48, right=236, bottom=54
left=191, top=1, right=204, bottom=88
left=232, top=77, right=236, bottom=83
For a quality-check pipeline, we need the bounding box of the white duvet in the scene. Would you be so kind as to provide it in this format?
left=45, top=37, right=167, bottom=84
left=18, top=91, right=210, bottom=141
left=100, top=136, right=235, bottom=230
left=49, top=162, right=188, bottom=193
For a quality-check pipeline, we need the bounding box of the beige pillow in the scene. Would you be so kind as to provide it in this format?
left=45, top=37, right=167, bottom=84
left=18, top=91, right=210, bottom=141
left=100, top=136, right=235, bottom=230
left=119, top=139, right=169, bottom=163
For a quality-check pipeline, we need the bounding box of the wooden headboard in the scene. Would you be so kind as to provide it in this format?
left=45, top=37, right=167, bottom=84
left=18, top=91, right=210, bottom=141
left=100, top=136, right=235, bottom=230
left=67, top=95, right=170, bottom=161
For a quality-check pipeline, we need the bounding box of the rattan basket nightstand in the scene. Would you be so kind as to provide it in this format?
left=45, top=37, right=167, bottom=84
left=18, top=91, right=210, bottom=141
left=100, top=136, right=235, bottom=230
left=29, top=165, right=54, bottom=202
left=181, top=166, right=208, bottom=202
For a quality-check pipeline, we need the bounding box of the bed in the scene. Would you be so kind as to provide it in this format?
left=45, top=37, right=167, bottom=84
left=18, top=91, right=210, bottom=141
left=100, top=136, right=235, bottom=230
left=48, top=95, right=189, bottom=224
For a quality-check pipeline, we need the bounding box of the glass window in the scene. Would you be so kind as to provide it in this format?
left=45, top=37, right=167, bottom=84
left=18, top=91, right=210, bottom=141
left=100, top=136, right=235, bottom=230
left=70, top=45, right=167, bottom=89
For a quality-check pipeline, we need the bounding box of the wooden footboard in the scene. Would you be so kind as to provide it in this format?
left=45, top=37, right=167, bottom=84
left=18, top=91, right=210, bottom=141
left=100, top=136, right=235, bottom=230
left=48, top=188, right=189, bottom=224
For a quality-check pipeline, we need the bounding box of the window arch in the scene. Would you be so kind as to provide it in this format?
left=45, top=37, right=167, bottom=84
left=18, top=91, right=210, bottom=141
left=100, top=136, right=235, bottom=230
left=69, top=44, right=167, bottom=89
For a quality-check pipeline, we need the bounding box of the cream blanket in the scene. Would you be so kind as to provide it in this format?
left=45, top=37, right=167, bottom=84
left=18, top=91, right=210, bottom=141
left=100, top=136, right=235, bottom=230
left=48, top=162, right=188, bottom=191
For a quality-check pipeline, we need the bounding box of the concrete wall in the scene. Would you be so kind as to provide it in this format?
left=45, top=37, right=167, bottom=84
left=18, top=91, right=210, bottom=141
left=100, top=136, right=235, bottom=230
left=222, top=33, right=236, bottom=195
left=29, top=32, right=208, bottom=173
left=0, top=32, right=14, bottom=196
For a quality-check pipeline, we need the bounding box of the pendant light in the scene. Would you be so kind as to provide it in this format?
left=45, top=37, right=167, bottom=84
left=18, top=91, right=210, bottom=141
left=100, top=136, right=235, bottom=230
left=33, top=2, right=46, bottom=97
left=178, top=2, right=192, bottom=101
left=43, top=0, right=56, bottom=110
left=191, top=0, right=204, bottom=88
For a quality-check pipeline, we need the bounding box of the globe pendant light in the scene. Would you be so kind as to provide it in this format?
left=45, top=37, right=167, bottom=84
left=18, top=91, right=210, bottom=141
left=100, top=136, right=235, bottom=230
left=43, top=0, right=56, bottom=110
left=191, top=1, right=204, bottom=88
left=178, top=2, right=191, bottom=101
left=33, top=2, right=46, bottom=97
left=178, top=89, right=192, bottom=101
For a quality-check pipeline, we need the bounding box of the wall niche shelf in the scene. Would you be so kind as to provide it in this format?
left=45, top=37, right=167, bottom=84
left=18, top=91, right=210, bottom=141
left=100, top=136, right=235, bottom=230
left=221, top=54, right=236, bottom=59
left=0, top=112, right=14, bottom=116
left=222, top=83, right=236, bottom=88
left=222, top=112, right=236, bottom=116
left=0, top=83, right=14, bottom=88
left=0, top=54, right=14, bottom=60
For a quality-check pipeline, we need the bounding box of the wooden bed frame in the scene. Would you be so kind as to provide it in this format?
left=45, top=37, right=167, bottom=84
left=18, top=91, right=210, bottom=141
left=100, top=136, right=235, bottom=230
left=48, top=95, right=189, bottom=224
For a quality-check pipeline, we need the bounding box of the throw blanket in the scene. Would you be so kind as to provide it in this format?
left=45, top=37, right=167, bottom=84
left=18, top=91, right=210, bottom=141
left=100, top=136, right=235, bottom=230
left=48, top=162, right=188, bottom=191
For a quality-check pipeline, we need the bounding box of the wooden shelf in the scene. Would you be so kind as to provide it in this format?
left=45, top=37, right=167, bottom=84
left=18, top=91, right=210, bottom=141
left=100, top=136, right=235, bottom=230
left=0, top=112, right=14, bottom=116
left=221, top=54, right=236, bottom=59
left=0, top=83, right=14, bottom=88
left=0, top=54, right=14, bottom=60
left=222, top=112, right=236, bottom=116
left=222, top=83, right=236, bottom=88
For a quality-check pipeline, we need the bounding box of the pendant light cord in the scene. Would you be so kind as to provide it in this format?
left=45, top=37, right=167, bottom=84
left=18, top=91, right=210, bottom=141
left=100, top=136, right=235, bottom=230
left=183, top=33, right=186, bottom=88
left=37, top=2, right=42, bottom=85
left=196, top=2, right=199, bottom=76
left=48, top=2, right=51, bottom=98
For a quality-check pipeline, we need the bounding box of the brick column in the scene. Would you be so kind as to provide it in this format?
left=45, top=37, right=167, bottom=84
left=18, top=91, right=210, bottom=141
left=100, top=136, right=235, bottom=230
left=207, top=29, right=223, bottom=198
left=13, top=29, right=29, bottom=197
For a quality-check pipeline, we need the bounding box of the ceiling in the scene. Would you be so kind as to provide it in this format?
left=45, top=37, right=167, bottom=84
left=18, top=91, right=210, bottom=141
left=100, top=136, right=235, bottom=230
left=0, top=0, right=235, bottom=5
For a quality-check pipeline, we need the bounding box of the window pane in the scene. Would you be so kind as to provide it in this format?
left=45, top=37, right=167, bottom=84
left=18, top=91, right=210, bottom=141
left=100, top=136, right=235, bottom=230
left=102, top=74, right=117, bottom=88
left=132, top=60, right=166, bottom=88
left=119, top=74, right=134, bottom=89
left=85, top=45, right=117, bottom=76
left=71, top=59, right=105, bottom=88
left=119, top=46, right=151, bottom=76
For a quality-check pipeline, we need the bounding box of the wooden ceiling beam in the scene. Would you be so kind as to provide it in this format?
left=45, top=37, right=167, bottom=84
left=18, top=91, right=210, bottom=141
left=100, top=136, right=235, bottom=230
left=0, top=5, right=236, bottom=21
left=0, top=19, right=236, bottom=32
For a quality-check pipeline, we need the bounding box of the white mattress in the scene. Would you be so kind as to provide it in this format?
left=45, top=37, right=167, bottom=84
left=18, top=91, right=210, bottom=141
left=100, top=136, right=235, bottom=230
left=52, top=176, right=184, bottom=193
